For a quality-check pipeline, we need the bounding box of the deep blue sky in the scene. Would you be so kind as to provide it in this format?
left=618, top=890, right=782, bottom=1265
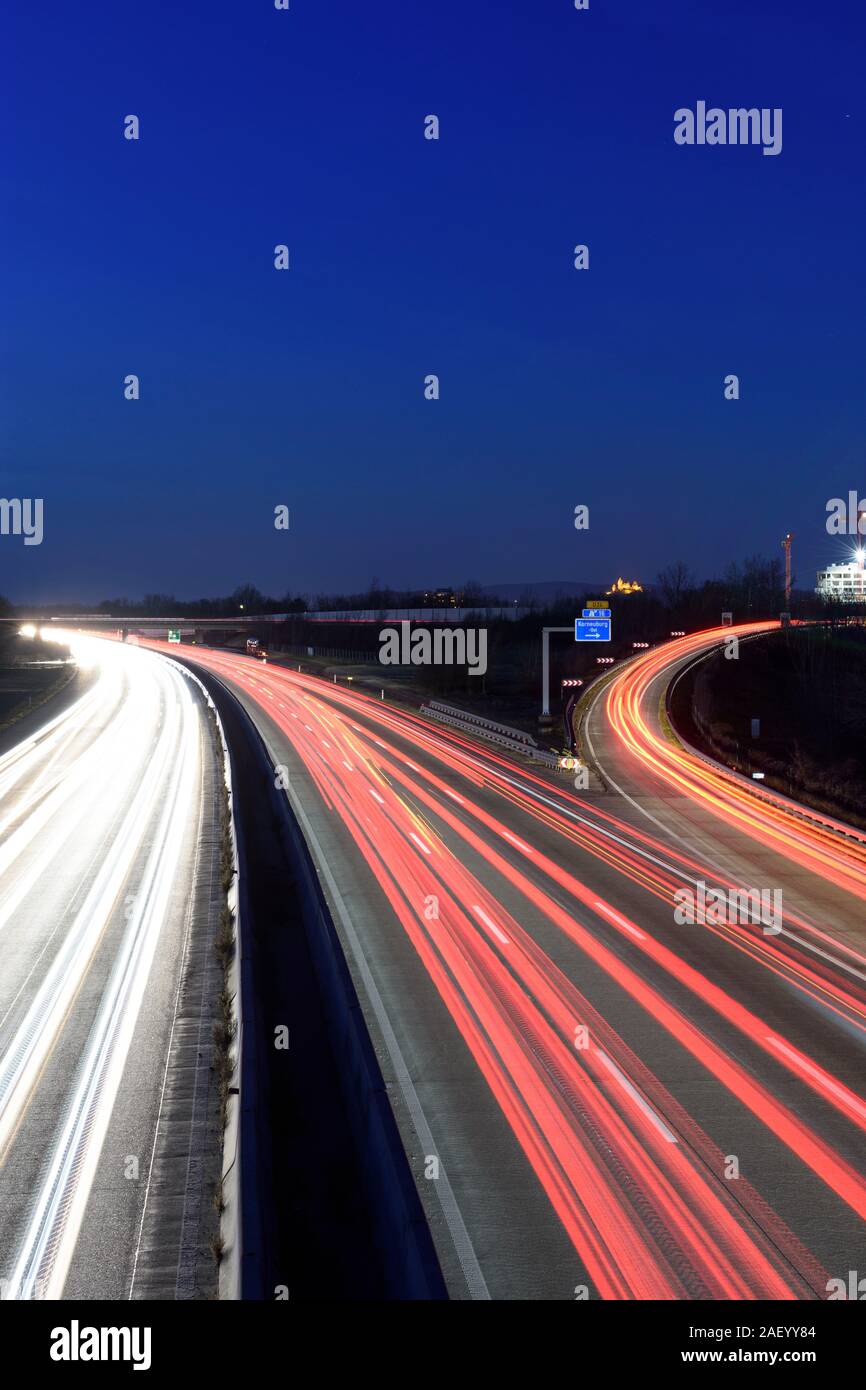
left=3, top=0, right=864, bottom=603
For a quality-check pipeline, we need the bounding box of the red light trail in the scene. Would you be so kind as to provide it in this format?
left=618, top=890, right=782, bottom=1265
left=129, top=635, right=866, bottom=1299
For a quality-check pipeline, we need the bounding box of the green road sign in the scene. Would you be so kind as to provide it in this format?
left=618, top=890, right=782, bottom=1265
left=168, top=629, right=181, bottom=643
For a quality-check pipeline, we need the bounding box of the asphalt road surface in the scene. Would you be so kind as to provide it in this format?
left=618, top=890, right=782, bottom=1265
left=142, top=631, right=866, bottom=1301
left=0, top=632, right=215, bottom=1300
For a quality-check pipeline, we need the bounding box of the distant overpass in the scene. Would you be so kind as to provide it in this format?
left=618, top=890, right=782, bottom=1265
left=7, top=606, right=536, bottom=628
left=5, top=614, right=296, bottom=626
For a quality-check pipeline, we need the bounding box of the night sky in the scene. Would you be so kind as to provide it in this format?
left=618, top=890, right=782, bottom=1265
left=4, top=0, right=864, bottom=604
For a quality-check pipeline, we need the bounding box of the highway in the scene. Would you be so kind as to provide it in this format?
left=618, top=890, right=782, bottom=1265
left=595, top=624, right=866, bottom=921
left=0, top=633, right=211, bottom=1300
left=145, top=632, right=866, bottom=1300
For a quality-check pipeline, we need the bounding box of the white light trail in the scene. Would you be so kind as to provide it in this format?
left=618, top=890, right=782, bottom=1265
left=0, top=635, right=203, bottom=1299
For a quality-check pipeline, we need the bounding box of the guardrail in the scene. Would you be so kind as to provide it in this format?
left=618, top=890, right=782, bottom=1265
left=425, top=701, right=538, bottom=746
left=421, top=702, right=562, bottom=767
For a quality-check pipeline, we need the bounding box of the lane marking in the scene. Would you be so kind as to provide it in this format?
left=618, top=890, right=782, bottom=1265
left=502, top=830, right=533, bottom=855
left=471, top=905, right=509, bottom=946
left=766, top=1035, right=866, bottom=1122
left=594, top=1048, right=678, bottom=1143
left=593, top=900, right=646, bottom=940
left=130, top=747, right=208, bottom=1299
left=409, top=832, right=432, bottom=856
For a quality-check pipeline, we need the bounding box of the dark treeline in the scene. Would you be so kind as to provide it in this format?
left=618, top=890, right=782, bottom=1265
left=310, top=579, right=497, bottom=609
left=101, top=555, right=862, bottom=626
left=6, top=553, right=863, bottom=627
left=654, top=556, right=866, bottom=628
left=94, top=585, right=308, bottom=617
left=659, top=556, right=804, bottom=625
left=103, top=579, right=516, bottom=615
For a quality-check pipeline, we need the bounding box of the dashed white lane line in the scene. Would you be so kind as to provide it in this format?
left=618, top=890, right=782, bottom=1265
left=593, top=900, right=646, bottom=940
left=766, top=1035, right=866, bottom=1121
left=409, top=832, right=432, bottom=855
left=594, top=1048, right=678, bottom=1143
left=471, top=904, right=510, bottom=946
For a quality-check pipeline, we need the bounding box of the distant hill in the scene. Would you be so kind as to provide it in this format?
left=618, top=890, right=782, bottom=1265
left=483, top=580, right=607, bottom=602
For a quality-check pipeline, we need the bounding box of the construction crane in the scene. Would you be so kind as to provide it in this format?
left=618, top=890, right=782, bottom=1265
left=781, top=532, right=794, bottom=607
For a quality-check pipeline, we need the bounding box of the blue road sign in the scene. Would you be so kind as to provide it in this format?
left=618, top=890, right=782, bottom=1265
left=582, top=608, right=611, bottom=618
left=575, top=618, right=612, bottom=642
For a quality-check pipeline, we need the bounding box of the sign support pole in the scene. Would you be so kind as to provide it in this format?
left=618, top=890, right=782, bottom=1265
left=541, top=626, right=573, bottom=718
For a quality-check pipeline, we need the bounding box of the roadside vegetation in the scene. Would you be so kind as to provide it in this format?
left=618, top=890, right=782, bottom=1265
left=670, top=626, right=866, bottom=831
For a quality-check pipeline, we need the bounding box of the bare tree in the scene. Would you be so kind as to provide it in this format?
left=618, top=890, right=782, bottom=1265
left=655, top=562, right=695, bottom=610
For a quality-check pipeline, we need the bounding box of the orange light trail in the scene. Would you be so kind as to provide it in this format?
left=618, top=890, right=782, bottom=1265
left=604, top=624, right=866, bottom=901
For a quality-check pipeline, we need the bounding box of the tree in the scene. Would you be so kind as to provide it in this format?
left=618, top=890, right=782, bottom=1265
left=656, top=562, right=695, bottom=611
left=231, top=584, right=265, bottom=612
left=141, top=593, right=177, bottom=616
